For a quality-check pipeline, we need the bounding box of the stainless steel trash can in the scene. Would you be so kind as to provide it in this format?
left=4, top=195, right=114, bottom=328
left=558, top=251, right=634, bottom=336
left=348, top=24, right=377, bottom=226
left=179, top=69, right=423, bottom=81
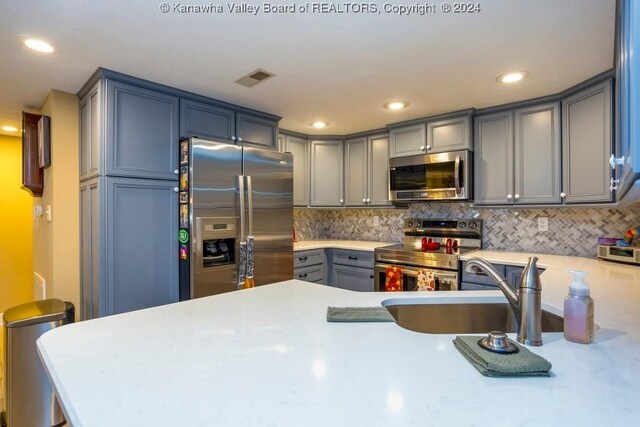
left=2, top=299, right=74, bottom=427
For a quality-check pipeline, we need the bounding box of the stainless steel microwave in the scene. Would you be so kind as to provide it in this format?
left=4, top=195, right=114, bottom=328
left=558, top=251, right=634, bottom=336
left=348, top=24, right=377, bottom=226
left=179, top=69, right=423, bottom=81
left=389, top=150, right=472, bottom=202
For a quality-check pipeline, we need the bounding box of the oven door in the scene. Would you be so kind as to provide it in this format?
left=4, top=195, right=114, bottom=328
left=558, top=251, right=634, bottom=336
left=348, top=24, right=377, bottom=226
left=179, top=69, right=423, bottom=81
left=389, top=150, right=470, bottom=201
left=374, top=263, right=459, bottom=292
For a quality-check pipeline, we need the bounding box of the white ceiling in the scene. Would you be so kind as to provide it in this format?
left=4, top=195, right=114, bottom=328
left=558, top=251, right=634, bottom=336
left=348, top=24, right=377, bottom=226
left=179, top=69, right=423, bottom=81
left=0, top=0, right=615, bottom=137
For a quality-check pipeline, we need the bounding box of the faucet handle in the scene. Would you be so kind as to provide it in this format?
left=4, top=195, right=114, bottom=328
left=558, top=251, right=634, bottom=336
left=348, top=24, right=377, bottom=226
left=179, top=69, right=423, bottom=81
left=520, top=256, right=541, bottom=291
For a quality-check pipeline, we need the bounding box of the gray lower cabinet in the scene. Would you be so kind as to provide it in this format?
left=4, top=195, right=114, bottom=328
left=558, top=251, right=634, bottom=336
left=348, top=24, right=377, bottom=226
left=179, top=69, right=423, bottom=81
left=294, top=249, right=325, bottom=283
left=462, top=262, right=544, bottom=291
left=389, top=124, right=426, bottom=158
left=80, top=177, right=179, bottom=318
left=345, top=134, right=390, bottom=206
left=180, top=99, right=278, bottom=149
left=426, top=115, right=472, bottom=153
left=310, top=140, right=344, bottom=206
left=330, top=249, right=374, bottom=292
left=474, top=102, right=561, bottom=205
left=106, top=80, right=180, bottom=180
left=332, top=265, right=375, bottom=292
left=283, top=135, right=310, bottom=206
left=562, top=80, right=613, bottom=203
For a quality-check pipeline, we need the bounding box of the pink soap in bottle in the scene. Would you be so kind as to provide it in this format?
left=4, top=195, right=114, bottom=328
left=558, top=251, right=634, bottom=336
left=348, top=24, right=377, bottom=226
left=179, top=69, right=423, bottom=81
left=564, top=271, right=594, bottom=344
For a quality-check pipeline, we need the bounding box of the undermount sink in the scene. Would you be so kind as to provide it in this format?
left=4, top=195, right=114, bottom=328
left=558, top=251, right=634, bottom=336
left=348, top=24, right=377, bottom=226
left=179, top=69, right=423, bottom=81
left=384, top=303, right=564, bottom=334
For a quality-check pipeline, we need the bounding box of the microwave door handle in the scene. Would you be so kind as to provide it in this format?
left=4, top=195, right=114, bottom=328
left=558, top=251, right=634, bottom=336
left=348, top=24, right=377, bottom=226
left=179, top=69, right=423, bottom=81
left=454, top=155, right=461, bottom=196
left=238, top=175, right=246, bottom=288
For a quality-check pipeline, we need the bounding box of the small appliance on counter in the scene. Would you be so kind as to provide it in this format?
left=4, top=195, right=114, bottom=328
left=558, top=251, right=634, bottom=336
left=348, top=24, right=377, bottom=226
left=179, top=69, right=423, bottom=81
left=597, top=227, right=640, bottom=266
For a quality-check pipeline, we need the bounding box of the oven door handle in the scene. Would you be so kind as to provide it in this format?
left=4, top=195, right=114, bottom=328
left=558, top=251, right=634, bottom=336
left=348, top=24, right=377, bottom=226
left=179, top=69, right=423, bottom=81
left=376, top=264, right=457, bottom=279
left=454, top=155, right=461, bottom=196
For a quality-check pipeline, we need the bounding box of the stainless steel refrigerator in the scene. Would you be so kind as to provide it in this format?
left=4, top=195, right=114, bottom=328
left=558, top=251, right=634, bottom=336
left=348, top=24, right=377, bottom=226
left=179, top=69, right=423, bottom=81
left=178, top=138, right=293, bottom=298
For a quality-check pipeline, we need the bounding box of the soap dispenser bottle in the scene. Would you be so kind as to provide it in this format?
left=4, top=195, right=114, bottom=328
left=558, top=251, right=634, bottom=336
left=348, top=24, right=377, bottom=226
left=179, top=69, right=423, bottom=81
left=564, top=271, right=594, bottom=344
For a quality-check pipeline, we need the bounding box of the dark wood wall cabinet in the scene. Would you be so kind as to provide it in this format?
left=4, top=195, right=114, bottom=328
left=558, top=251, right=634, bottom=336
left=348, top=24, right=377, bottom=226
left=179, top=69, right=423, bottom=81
left=21, top=112, right=46, bottom=197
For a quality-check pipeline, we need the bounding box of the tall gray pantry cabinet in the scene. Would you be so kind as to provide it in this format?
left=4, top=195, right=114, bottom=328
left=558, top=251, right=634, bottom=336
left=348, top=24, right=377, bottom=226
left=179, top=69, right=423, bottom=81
left=78, top=69, right=280, bottom=319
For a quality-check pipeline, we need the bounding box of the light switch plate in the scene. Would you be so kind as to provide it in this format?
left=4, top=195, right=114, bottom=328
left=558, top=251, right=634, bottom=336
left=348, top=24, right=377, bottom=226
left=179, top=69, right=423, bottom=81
left=538, top=217, right=548, bottom=232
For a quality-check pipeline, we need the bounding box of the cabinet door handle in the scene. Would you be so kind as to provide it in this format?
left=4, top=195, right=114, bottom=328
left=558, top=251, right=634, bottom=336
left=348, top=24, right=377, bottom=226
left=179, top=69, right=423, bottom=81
left=507, top=194, right=513, bottom=200
left=362, top=198, right=366, bottom=203
left=560, top=192, right=566, bottom=199
left=298, top=256, right=308, bottom=261
left=231, top=136, right=237, bottom=141
left=348, top=256, right=358, bottom=260
left=174, top=169, right=179, bottom=175
left=369, top=274, right=374, bottom=279
left=610, top=178, right=620, bottom=191
left=298, top=273, right=308, bottom=278
left=237, top=137, right=243, bottom=142
left=366, top=198, right=371, bottom=203
left=426, top=145, right=432, bottom=151
left=420, top=145, right=425, bottom=150
left=514, top=194, right=520, bottom=200
left=173, top=187, right=179, bottom=193
left=609, top=154, right=625, bottom=170
left=339, top=199, right=344, bottom=203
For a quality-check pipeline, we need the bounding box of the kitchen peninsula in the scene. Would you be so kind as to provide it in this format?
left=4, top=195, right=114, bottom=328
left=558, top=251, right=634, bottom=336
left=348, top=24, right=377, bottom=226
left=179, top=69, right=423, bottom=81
left=38, top=251, right=640, bottom=426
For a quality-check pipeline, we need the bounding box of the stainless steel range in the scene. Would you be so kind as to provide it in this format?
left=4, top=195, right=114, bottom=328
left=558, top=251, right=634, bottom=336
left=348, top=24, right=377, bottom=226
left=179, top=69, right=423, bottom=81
left=374, top=218, right=482, bottom=291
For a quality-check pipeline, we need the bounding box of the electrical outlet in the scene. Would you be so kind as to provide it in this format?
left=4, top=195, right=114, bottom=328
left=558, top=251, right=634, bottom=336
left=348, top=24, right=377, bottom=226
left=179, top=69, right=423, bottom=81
left=538, top=217, right=548, bottom=232
left=373, top=216, right=380, bottom=227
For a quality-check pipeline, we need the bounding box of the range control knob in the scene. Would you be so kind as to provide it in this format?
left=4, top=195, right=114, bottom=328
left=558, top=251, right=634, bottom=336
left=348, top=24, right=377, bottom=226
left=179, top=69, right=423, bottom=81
left=407, top=221, right=413, bottom=228
left=458, top=222, right=466, bottom=229
left=469, top=222, right=478, bottom=229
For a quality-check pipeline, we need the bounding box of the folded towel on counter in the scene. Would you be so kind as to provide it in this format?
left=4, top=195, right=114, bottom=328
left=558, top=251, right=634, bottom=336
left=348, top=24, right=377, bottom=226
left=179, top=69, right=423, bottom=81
left=326, top=306, right=395, bottom=322
left=416, top=270, right=436, bottom=291
left=453, top=335, right=552, bottom=377
left=385, top=265, right=404, bottom=292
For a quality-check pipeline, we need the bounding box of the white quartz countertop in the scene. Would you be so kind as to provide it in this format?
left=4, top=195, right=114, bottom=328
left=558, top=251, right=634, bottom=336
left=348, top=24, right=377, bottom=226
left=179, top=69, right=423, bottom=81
left=294, top=239, right=394, bottom=251
left=38, top=251, right=640, bottom=427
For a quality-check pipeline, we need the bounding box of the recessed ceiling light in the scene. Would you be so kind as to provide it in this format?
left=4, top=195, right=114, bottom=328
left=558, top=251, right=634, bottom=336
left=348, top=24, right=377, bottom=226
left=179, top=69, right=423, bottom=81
left=23, top=38, right=55, bottom=53
left=384, top=101, right=408, bottom=110
left=311, top=121, right=328, bottom=129
left=1, top=125, right=19, bottom=132
left=497, top=71, right=528, bottom=84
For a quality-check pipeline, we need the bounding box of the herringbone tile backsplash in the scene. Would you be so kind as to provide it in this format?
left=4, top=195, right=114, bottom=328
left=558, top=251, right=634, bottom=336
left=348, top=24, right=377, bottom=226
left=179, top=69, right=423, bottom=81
left=294, top=203, right=640, bottom=258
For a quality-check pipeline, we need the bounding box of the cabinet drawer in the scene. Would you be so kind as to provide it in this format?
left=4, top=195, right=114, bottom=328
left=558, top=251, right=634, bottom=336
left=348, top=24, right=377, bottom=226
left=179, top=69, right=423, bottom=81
left=332, top=250, right=374, bottom=268
left=294, top=249, right=324, bottom=268
left=461, top=262, right=506, bottom=286
left=294, top=265, right=323, bottom=282
left=332, top=265, right=374, bottom=292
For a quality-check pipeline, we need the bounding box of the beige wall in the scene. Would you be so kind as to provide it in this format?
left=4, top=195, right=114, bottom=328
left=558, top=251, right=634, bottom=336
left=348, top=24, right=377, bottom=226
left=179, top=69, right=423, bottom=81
left=34, top=90, right=80, bottom=317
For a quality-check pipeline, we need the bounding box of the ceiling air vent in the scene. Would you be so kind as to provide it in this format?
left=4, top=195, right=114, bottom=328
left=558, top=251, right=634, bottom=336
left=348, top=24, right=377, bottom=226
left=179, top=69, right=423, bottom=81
left=235, top=68, right=275, bottom=88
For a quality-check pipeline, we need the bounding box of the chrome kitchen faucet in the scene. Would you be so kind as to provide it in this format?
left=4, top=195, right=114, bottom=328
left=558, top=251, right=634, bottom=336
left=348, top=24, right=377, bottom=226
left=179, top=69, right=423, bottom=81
left=464, top=256, right=543, bottom=346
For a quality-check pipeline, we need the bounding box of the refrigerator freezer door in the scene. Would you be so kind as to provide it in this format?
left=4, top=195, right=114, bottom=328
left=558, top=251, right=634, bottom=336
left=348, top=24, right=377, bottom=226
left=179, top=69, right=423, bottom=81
left=190, top=139, right=243, bottom=297
left=242, top=147, right=294, bottom=285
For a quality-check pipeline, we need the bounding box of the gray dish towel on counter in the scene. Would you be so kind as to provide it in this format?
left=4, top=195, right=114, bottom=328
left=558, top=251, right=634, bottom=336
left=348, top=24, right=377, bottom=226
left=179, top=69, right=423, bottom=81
left=327, top=306, right=395, bottom=322
left=453, top=335, right=552, bottom=377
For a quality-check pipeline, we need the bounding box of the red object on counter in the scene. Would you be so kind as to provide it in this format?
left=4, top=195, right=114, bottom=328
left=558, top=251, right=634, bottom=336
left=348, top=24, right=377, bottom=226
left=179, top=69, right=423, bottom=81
left=421, top=237, right=428, bottom=251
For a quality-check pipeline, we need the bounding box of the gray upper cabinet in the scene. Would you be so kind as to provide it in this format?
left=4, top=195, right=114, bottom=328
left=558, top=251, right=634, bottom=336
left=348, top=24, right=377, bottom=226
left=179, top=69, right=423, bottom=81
left=345, top=134, right=390, bottom=207
left=106, top=80, right=179, bottom=180
left=179, top=99, right=234, bottom=140
left=475, top=103, right=560, bottom=205
left=474, top=111, right=514, bottom=205
left=235, top=113, right=278, bottom=149
left=79, top=82, right=101, bottom=181
left=310, top=140, right=344, bottom=206
left=180, top=100, right=278, bottom=150
left=389, top=124, right=426, bottom=158
left=426, top=115, right=472, bottom=153
left=514, top=102, right=561, bottom=204
left=345, top=137, right=367, bottom=206
left=368, top=134, right=391, bottom=206
left=283, top=135, right=310, bottom=206
left=562, top=80, right=613, bottom=203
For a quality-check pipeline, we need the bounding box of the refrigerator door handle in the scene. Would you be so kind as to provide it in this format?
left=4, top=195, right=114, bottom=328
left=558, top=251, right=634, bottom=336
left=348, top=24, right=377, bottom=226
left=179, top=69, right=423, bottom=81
left=245, top=176, right=255, bottom=287
left=237, top=175, right=246, bottom=287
